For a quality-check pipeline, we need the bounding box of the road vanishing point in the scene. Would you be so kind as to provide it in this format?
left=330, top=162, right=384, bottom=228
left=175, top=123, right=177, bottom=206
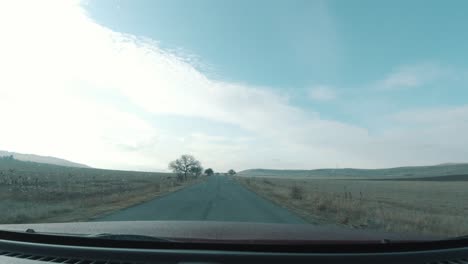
left=96, top=175, right=305, bottom=224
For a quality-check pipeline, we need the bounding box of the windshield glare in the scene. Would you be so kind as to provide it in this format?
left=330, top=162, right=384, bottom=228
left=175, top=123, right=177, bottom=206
left=0, top=0, right=467, bottom=241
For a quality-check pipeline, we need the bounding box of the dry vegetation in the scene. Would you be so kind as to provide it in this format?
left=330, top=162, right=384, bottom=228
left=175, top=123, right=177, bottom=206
left=0, top=158, right=202, bottom=224
left=237, top=176, right=468, bottom=237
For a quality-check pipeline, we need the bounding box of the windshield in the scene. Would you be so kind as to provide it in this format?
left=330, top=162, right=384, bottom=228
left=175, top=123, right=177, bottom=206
left=0, top=0, right=467, bottom=242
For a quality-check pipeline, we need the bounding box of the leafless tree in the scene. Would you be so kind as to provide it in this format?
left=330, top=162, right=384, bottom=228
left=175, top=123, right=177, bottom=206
left=204, top=168, right=214, bottom=176
left=191, top=166, right=203, bottom=178
left=168, top=154, right=202, bottom=181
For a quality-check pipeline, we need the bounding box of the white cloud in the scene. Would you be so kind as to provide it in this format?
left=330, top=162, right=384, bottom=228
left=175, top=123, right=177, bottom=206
left=371, top=106, right=468, bottom=165
left=0, top=1, right=466, bottom=171
left=376, top=63, right=446, bottom=90
left=308, top=85, right=337, bottom=101
left=0, top=0, right=353, bottom=171
left=390, top=105, right=468, bottom=125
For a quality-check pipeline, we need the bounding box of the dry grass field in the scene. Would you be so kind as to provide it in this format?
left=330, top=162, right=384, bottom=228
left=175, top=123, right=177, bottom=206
left=0, top=158, right=202, bottom=224
left=237, top=176, right=468, bottom=237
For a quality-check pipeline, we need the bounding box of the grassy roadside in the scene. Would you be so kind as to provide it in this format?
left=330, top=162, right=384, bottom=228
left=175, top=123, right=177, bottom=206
left=0, top=158, right=206, bottom=224
left=49, top=177, right=205, bottom=223
left=236, top=176, right=468, bottom=237
left=0, top=176, right=205, bottom=224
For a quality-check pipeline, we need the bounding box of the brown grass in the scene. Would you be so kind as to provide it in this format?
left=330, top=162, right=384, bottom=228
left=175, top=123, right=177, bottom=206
left=237, top=176, right=468, bottom=237
left=0, top=175, right=204, bottom=224
left=290, top=185, right=304, bottom=200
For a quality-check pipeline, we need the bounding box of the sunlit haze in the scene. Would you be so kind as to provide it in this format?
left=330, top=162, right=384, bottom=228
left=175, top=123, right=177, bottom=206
left=1, top=0, right=467, bottom=172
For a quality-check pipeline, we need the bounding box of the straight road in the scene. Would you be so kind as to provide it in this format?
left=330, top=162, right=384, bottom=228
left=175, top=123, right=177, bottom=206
left=96, top=175, right=305, bottom=224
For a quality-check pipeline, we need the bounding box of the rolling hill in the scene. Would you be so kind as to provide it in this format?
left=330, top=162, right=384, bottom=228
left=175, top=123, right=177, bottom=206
left=0, top=150, right=90, bottom=168
left=0, top=155, right=168, bottom=179
left=239, top=163, right=468, bottom=179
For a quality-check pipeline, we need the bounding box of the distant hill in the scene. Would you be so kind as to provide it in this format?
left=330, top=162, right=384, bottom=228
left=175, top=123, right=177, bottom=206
left=0, top=156, right=169, bottom=178
left=239, top=163, right=468, bottom=179
left=0, top=150, right=90, bottom=168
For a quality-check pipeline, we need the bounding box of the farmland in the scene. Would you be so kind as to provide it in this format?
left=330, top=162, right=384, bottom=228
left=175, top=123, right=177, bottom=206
left=0, top=157, right=200, bottom=224
left=237, top=175, right=468, bottom=237
left=239, top=163, right=468, bottom=179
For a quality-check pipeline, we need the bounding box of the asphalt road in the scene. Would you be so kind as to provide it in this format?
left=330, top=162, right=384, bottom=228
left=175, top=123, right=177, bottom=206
left=96, top=175, right=306, bottom=224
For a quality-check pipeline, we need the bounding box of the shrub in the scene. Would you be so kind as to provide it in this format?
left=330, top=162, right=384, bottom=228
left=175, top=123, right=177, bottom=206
left=290, top=185, right=304, bottom=200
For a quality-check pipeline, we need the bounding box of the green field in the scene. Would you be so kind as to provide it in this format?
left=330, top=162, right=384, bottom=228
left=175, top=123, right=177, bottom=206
left=0, top=157, right=197, bottom=224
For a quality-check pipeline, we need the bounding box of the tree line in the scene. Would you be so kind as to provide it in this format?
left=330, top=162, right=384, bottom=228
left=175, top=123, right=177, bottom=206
left=168, top=154, right=236, bottom=181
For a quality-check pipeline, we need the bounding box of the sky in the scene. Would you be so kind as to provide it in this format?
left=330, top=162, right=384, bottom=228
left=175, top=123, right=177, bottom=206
left=0, top=0, right=467, bottom=172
